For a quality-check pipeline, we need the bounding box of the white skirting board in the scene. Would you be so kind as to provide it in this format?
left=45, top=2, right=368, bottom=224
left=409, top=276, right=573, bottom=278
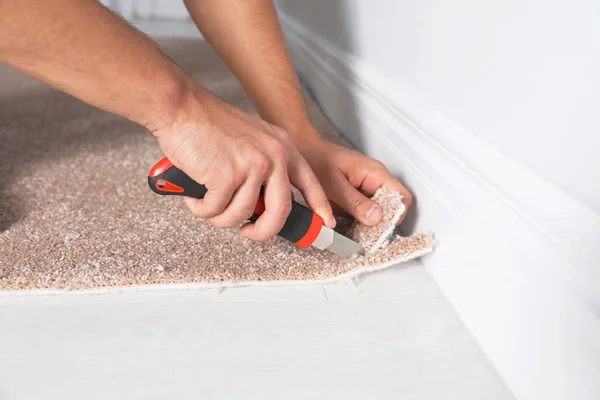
left=281, top=14, right=600, bottom=400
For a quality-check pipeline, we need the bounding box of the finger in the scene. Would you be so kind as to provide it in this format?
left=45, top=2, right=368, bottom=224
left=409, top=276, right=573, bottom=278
left=330, top=200, right=351, bottom=218
left=288, top=157, right=335, bottom=228
left=205, top=175, right=262, bottom=229
left=329, top=171, right=383, bottom=226
left=360, top=168, right=413, bottom=215
left=183, top=182, right=235, bottom=219
left=240, top=166, right=291, bottom=241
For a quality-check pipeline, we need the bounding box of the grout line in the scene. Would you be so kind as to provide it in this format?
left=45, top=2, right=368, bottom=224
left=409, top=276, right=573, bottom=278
left=0, top=296, right=447, bottom=306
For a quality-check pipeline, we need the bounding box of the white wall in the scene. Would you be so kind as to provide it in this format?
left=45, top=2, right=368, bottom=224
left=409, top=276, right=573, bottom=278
left=277, top=1, right=600, bottom=399
left=99, top=0, right=190, bottom=20
left=98, top=0, right=201, bottom=38
left=279, top=0, right=600, bottom=213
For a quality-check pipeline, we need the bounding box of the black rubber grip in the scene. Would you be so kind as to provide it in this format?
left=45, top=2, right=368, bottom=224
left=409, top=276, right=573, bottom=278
left=148, top=162, right=319, bottom=245
left=273, top=200, right=314, bottom=244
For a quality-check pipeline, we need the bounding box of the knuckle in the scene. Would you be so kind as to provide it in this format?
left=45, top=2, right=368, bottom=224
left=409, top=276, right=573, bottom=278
left=212, top=172, right=238, bottom=193
left=251, top=155, right=270, bottom=176
left=190, top=206, right=217, bottom=219
left=209, top=210, right=251, bottom=230
left=208, top=218, right=227, bottom=229
left=232, top=173, right=245, bottom=187
left=372, top=160, right=386, bottom=170
left=220, top=176, right=238, bottom=192
left=243, top=205, right=257, bottom=220
left=268, top=141, right=287, bottom=161
left=254, top=234, right=270, bottom=242
left=187, top=203, right=205, bottom=218
left=235, top=205, right=256, bottom=223
left=272, top=127, right=290, bottom=141
left=254, top=206, right=291, bottom=242
left=218, top=165, right=235, bottom=182
left=278, top=202, right=292, bottom=220
left=208, top=203, right=227, bottom=217
left=349, top=195, right=368, bottom=212
left=251, top=229, right=272, bottom=242
left=204, top=196, right=230, bottom=216
left=403, top=191, right=413, bottom=208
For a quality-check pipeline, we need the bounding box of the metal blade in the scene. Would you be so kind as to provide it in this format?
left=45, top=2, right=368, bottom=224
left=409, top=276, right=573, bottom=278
left=311, top=226, right=365, bottom=258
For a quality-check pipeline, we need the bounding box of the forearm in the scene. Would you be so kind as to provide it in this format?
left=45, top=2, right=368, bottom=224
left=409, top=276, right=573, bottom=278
left=0, top=0, right=195, bottom=131
left=184, top=0, right=318, bottom=139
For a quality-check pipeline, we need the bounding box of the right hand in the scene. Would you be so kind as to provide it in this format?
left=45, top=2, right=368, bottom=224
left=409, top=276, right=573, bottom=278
left=152, top=89, right=335, bottom=241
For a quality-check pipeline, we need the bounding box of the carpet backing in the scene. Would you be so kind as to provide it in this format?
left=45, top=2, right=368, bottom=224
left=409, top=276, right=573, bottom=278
left=0, top=39, right=432, bottom=291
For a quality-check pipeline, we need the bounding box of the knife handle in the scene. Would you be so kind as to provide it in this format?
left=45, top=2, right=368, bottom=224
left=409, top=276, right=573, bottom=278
left=148, top=157, right=323, bottom=248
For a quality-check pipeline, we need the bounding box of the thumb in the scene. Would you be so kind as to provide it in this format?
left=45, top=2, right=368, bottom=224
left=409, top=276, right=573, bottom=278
left=332, top=179, right=383, bottom=227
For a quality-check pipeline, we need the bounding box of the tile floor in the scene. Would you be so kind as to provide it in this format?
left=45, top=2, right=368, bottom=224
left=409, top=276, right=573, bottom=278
left=0, top=261, right=514, bottom=400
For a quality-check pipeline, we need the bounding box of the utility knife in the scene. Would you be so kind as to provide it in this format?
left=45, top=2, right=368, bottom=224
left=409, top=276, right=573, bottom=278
left=148, top=157, right=365, bottom=258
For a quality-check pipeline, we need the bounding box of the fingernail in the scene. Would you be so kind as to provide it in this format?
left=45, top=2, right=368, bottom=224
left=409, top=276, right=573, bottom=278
left=328, top=215, right=337, bottom=228
left=366, top=205, right=383, bottom=225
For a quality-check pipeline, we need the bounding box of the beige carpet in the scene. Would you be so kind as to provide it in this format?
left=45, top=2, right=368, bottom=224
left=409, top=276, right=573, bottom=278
left=0, top=39, right=432, bottom=291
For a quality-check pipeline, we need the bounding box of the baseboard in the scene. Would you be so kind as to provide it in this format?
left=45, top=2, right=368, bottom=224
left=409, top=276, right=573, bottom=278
left=281, top=14, right=600, bottom=400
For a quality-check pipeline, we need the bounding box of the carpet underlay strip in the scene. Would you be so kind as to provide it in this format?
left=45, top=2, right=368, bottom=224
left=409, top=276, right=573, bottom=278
left=0, top=39, right=433, bottom=292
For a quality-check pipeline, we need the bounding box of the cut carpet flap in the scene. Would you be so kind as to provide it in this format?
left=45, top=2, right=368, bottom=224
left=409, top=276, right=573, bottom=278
left=0, top=39, right=432, bottom=292
left=340, top=186, right=407, bottom=254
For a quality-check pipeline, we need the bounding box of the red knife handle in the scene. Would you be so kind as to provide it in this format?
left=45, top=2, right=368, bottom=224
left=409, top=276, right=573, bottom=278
left=148, top=157, right=323, bottom=248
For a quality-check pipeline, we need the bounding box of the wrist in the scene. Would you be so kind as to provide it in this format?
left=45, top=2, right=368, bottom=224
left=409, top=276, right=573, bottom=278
left=286, top=123, right=327, bottom=153
left=143, top=76, right=207, bottom=135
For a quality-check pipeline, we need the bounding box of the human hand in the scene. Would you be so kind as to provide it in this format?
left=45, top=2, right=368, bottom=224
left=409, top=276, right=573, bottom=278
left=297, top=135, right=412, bottom=226
left=152, top=90, right=335, bottom=241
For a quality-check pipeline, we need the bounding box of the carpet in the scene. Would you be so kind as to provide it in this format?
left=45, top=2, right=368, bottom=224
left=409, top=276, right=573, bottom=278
left=0, top=39, right=432, bottom=291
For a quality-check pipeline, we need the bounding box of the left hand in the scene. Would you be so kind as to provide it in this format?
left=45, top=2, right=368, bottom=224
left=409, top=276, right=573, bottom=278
left=296, top=135, right=412, bottom=227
